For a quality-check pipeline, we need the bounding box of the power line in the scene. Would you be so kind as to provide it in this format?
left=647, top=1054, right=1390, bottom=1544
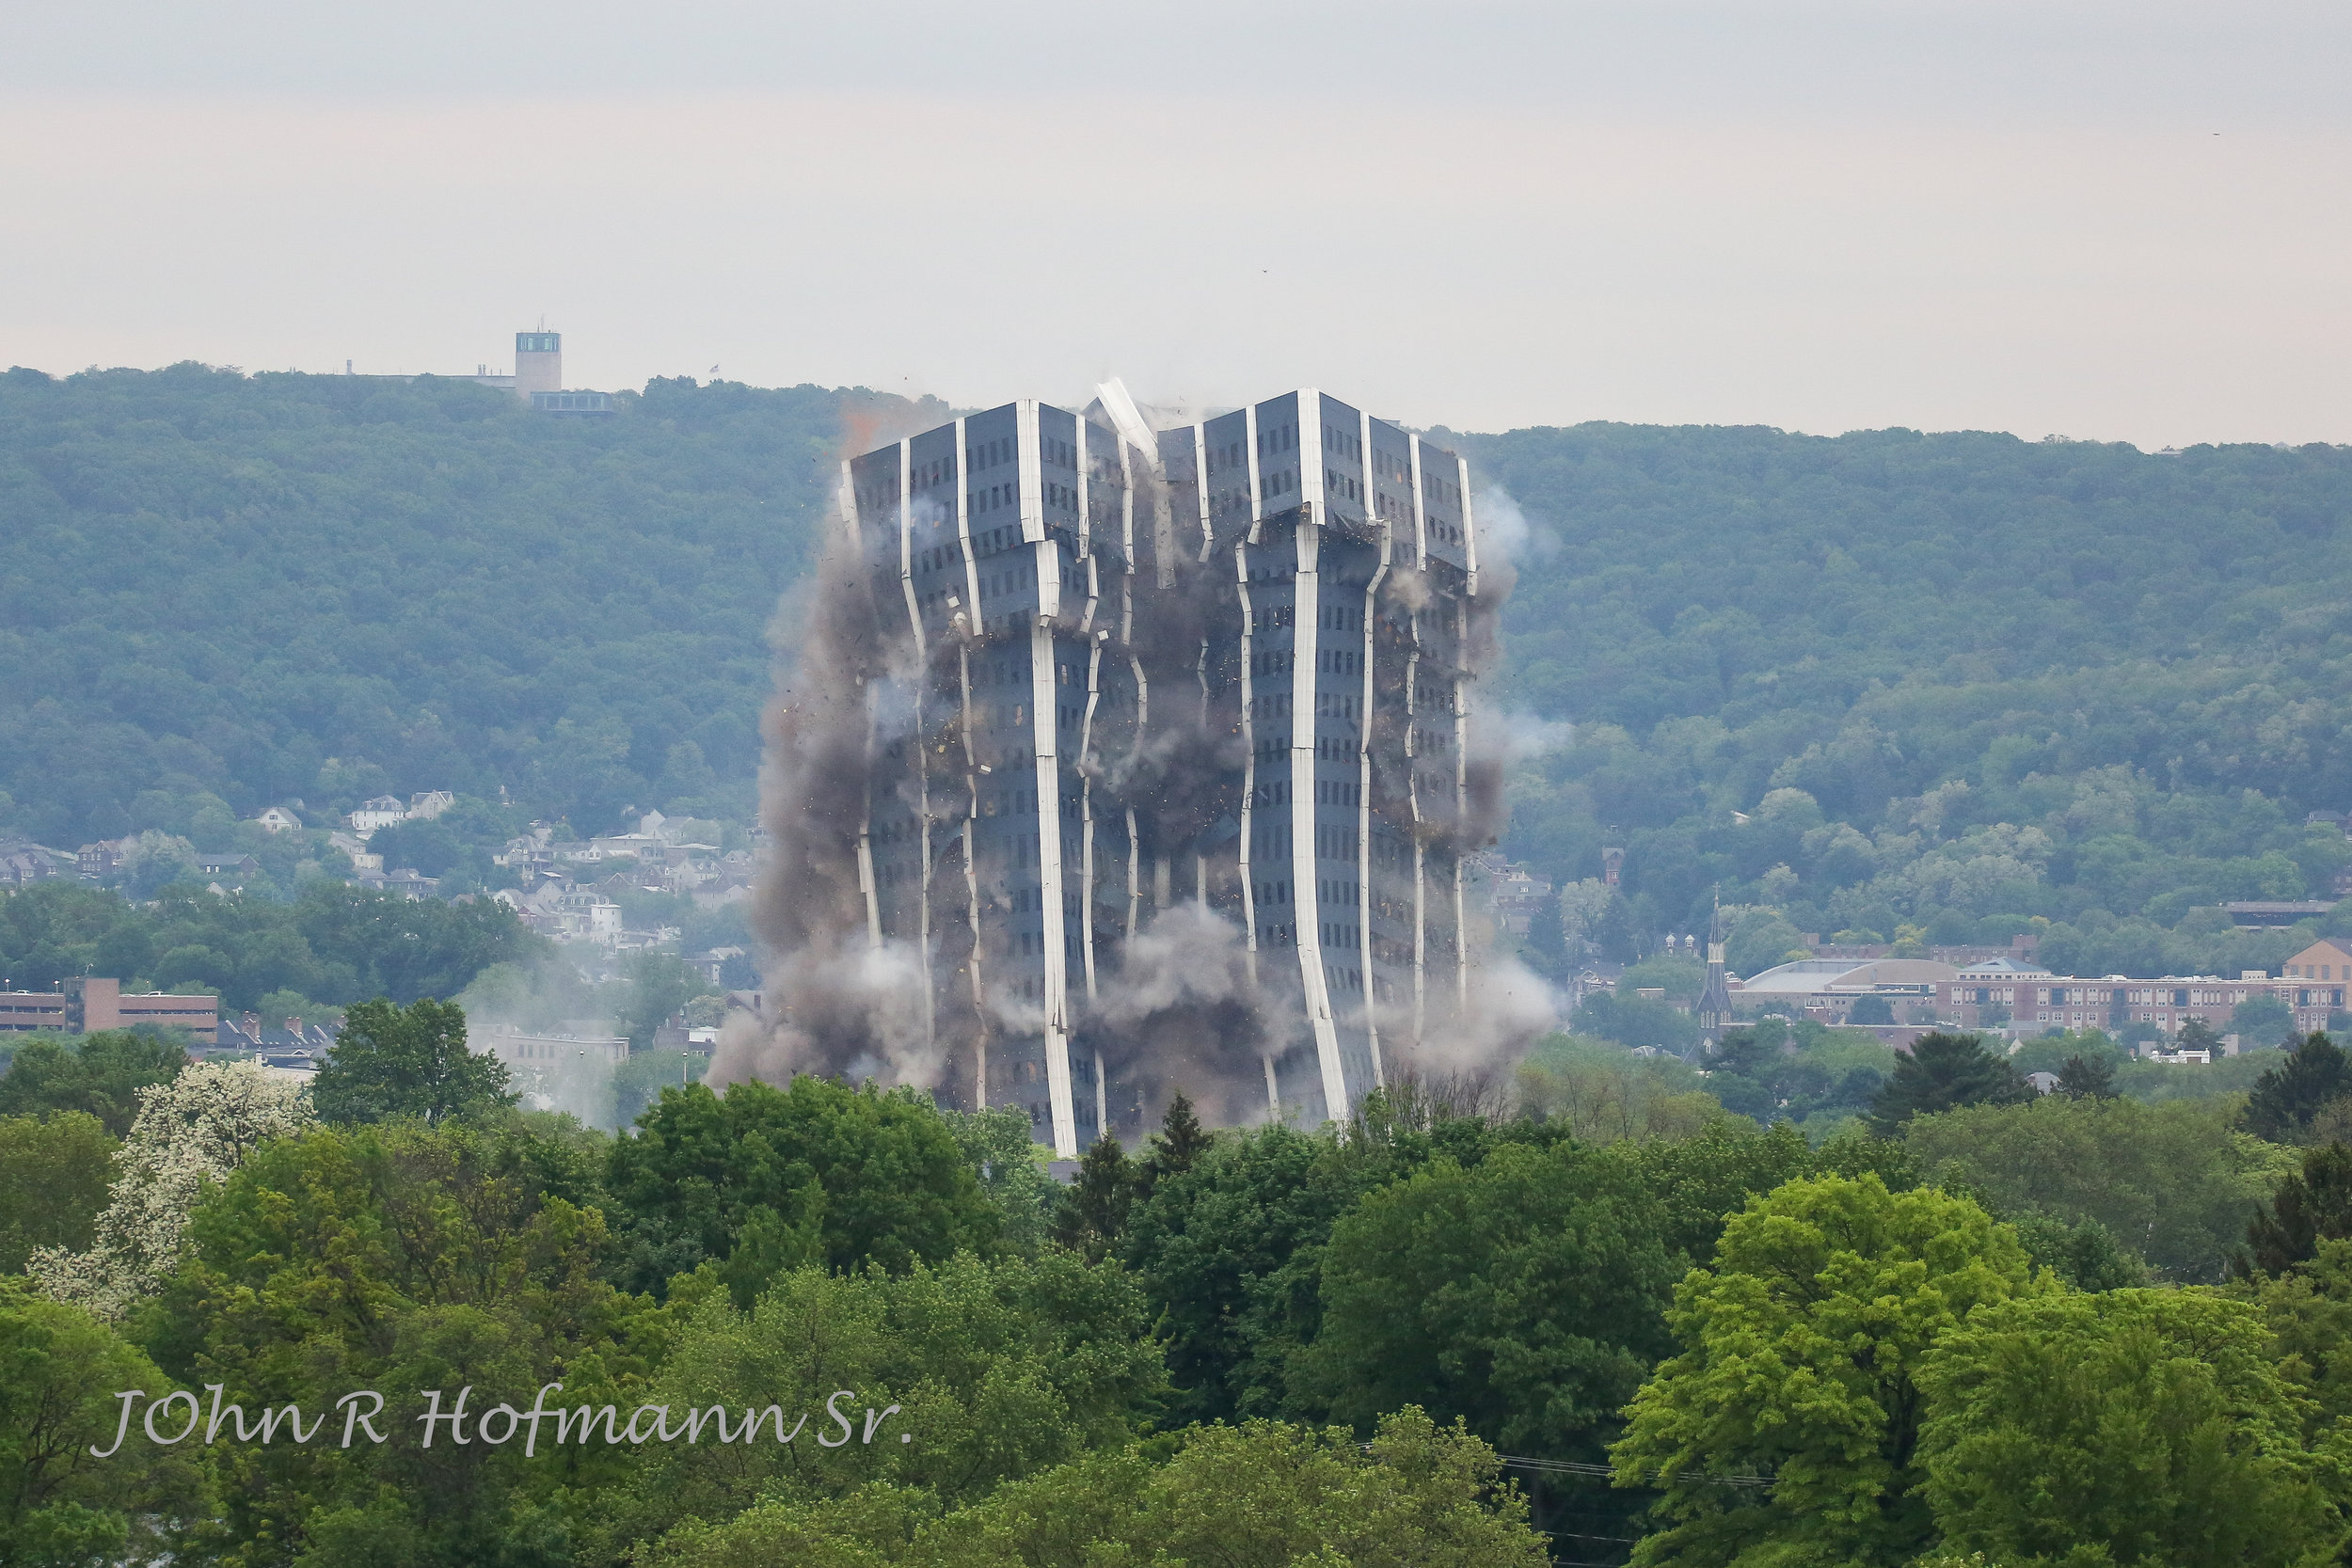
left=1498, top=1453, right=1772, bottom=1487
left=1357, top=1440, right=1772, bottom=1491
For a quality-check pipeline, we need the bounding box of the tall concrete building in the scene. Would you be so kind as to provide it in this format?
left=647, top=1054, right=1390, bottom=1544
left=839, top=385, right=1485, bottom=1155
left=514, top=331, right=563, bottom=398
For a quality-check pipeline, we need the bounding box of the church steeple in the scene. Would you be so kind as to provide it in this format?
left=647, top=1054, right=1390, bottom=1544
left=1698, top=889, right=1734, bottom=1052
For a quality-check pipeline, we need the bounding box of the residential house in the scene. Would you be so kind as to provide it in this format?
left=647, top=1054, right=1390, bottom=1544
left=406, top=791, right=455, bottom=820
left=348, top=796, right=407, bottom=836
left=1485, top=858, right=1553, bottom=937
left=215, top=1013, right=337, bottom=1071
left=495, top=829, right=563, bottom=885
left=495, top=884, right=621, bottom=944
left=689, top=945, right=747, bottom=985
left=0, top=841, right=71, bottom=887
left=328, top=832, right=383, bottom=873
left=368, top=867, right=439, bottom=900
left=588, top=831, right=666, bottom=863
left=76, top=840, right=126, bottom=879
left=252, top=806, right=303, bottom=833
left=197, top=852, right=261, bottom=885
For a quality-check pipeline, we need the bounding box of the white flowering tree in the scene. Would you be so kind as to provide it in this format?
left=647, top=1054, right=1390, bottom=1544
left=30, top=1058, right=312, bottom=1321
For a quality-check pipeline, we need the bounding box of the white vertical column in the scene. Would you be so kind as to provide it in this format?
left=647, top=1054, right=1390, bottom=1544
left=1080, top=585, right=1103, bottom=1002
left=952, top=420, right=988, bottom=1106
left=1356, top=408, right=1388, bottom=1088
left=1406, top=436, right=1430, bottom=565
left=1191, top=423, right=1215, bottom=560
left=852, top=452, right=887, bottom=952
left=1288, top=394, right=1348, bottom=1126
left=1455, top=456, right=1478, bottom=1012
left=1242, top=404, right=1279, bottom=1116
left=1235, top=547, right=1260, bottom=977
left=1017, top=402, right=1045, bottom=545
left=1453, top=603, right=1471, bottom=1013
left=1405, top=436, right=1430, bottom=1041
left=1076, top=422, right=1091, bottom=557
left=894, top=440, right=934, bottom=1050
left=1032, top=617, right=1074, bottom=1154
left=954, top=419, right=983, bottom=620
left=1021, top=406, right=1076, bottom=1157
left=1458, top=452, right=1479, bottom=597
left=1297, top=388, right=1326, bottom=518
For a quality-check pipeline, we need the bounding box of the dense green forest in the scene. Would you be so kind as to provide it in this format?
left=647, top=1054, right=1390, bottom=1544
left=1457, top=422, right=2352, bottom=958
left=6, top=364, right=2350, bottom=974
left=8, top=1016, right=2352, bottom=1565
left=0, top=365, right=945, bottom=846
left=0, top=879, right=532, bottom=1014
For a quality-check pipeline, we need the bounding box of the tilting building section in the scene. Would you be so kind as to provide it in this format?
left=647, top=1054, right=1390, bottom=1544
left=842, top=387, right=1482, bottom=1154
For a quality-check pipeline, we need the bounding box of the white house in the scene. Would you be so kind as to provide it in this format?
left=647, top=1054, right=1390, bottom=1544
left=555, top=890, right=624, bottom=945
left=252, top=805, right=303, bottom=834
left=348, top=796, right=407, bottom=837
left=406, top=791, right=456, bottom=820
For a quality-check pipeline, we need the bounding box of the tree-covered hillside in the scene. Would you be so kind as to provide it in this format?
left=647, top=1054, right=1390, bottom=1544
left=7, top=365, right=2349, bottom=974
left=0, top=365, right=944, bottom=846
left=1459, top=423, right=2352, bottom=969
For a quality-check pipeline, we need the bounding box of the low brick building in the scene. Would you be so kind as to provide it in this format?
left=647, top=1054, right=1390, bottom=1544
left=0, top=976, right=217, bottom=1043
left=1935, top=960, right=2342, bottom=1038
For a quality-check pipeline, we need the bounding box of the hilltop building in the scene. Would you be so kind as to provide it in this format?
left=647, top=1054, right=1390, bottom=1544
left=483, top=329, right=612, bottom=414
left=840, top=384, right=1484, bottom=1154
left=341, top=328, right=612, bottom=413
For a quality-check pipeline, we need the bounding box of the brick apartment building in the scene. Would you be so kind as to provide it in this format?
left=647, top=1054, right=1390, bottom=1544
left=1936, top=937, right=2351, bottom=1038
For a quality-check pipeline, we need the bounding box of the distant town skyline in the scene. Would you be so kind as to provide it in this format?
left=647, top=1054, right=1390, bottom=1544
left=4, top=1, right=2348, bottom=448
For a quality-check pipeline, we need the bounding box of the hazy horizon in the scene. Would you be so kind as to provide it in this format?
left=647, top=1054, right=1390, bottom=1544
left=6, top=1, right=2348, bottom=449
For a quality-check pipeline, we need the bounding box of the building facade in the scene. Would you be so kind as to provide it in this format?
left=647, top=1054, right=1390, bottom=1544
left=1935, top=963, right=2344, bottom=1037
left=514, top=332, right=563, bottom=398
left=0, top=976, right=217, bottom=1043
left=840, top=385, right=1484, bottom=1154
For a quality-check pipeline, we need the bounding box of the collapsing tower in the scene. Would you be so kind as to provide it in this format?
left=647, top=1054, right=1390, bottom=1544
left=837, top=385, right=1487, bottom=1155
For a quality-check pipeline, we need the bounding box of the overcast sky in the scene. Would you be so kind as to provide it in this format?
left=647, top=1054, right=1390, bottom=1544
left=4, top=1, right=2346, bottom=445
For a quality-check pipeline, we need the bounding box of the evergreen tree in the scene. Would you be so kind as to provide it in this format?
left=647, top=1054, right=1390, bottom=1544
left=1141, top=1091, right=1213, bottom=1191
left=2055, top=1052, right=2118, bottom=1100
left=2178, top=1017, right=2225, bottom=1053
left=2241, top=1141, right=2352, bottom=1277
left=1051, top=1133, right=1140, bottom=1262
left=1866, top=1031, right=2032, bottom=1135
left=2243, top=1033, right=2352, bottom=1142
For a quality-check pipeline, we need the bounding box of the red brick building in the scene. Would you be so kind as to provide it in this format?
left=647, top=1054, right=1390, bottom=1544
left=1935, top=958, right=2342, bottom=1038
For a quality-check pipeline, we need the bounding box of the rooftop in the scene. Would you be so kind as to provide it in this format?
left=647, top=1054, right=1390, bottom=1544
left=1734, top=957, right=1960, bottom=993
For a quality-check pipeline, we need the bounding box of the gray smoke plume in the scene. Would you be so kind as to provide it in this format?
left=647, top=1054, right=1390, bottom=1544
left=712, top=415, right=943, bottom=1093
